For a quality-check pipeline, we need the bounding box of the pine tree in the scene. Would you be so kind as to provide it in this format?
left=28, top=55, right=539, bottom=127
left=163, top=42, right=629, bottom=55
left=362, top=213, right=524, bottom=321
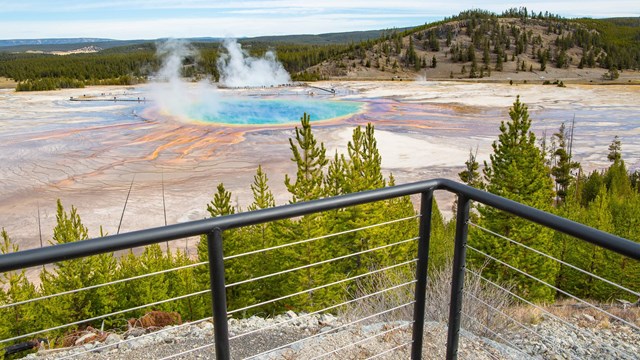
left=602, top=136, right=633, bottom=202
left=284, top=113, right=328, bottom=203
left=169, top=249, right=207, bottom=321
left=607, top=136, right=622, bottom=163
left=551, top=123, right=580, bottom=203
left=325, top=152, right=348, bottom=197
left=540, top=53, right=547, bottom=71
left=206, top=183, right=236, bottom=217
left=282, top=114, right=332, bottom=310
left=581, top=170, right=605, bottom=206
left=472, top=96, right=557, bottom=302
left=116, top=245, right=173, bottom=319
left=495, top=51, right=503, bottom=71
left=459, top=147, right=483, bottom=189
left=342, top=124, right=390, bottom=272
left=558, top=153, right=640, bottom=302
left=556, top=49, right=568, bottom=68
left=244, top=166, right=283, bottom=314
left=569, top=187, right=616, bottom=298
left=380, top=174, right=418, bottom=270
left=483, top=42, right=491, bottom=68
left=0, top=229, right=39, bottom=341
left=608, top=188, right=640, bottom=300
left=553, top=186, right=587, bottom=293
left=248, top=165, right=275, bottom=212
left=345, top=124, right=384, bottom=193
left=469, top=58, right=479, bottom=78
left=196, top=184, right=252, bottom=314
left=39, top=201, right=117, bottom=332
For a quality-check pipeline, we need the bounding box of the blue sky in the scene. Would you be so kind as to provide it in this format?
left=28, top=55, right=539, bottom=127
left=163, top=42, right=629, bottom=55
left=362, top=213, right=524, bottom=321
left=1, top=1, right=638, bottom=40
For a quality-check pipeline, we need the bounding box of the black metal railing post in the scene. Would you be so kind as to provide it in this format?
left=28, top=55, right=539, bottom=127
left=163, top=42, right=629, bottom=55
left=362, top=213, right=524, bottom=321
left=411, top=190, right=434, bottom=359
left=446, top=194, right=470, bottom=360
left=208, top=228, right=230, bottom=360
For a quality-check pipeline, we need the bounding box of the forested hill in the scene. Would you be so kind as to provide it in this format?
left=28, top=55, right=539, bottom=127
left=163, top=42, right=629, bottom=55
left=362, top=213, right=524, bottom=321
left=243, top=28, right=413, bottom=45
left=306, top=9, right=640, bottom=81
left=0, top=9, right=638, bottom=90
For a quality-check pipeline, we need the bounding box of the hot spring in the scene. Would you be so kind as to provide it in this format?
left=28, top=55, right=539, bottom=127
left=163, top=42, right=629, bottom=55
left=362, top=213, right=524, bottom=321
left=186, top=97, right=363, bottom=125
left=150, top=39, right=363, bottom=126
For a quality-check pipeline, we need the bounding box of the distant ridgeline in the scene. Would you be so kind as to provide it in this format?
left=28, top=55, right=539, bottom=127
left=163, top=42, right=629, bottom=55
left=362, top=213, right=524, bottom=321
left=0, top=8, right=639, bottom=90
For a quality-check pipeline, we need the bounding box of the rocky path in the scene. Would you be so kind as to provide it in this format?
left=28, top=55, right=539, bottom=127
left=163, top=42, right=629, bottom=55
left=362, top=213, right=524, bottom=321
left=23, top=312, right=640, bottom=360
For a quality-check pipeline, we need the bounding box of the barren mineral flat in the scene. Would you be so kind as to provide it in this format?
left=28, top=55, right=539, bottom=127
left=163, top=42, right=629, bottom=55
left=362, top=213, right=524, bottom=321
left=1, top=82, right=639, bottom=254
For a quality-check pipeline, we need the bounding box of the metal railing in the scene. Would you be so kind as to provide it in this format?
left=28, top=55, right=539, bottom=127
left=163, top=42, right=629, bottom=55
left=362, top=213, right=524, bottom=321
left=0, top=178, right=639, bottom=360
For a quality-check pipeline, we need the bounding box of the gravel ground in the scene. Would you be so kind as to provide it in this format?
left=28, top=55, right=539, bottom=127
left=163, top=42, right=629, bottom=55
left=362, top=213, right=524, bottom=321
left=23, top=312, right=640, bottom=360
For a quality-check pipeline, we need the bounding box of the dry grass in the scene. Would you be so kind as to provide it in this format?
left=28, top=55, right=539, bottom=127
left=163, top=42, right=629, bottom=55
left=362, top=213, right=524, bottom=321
left=547, top=299, right=639, bottom=327
left=340, top=261, right=515, bottom=340
left=427, top=263, right=514, bottom=338
left=339, top=266, right=415, bottom=323
left=509, top=305, right=545, bottom=326
left=508, top=297, right=640, bottom=332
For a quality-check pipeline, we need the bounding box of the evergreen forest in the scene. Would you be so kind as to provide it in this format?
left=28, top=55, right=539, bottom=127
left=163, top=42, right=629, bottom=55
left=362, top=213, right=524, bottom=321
left=1, top=97, right=639, bottom=353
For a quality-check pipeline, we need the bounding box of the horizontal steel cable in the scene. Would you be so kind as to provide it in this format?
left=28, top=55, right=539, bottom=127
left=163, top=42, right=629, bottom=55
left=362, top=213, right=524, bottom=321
left=0, top=288, right=211, bottom=345
left=308, top=321, right=413, bottom=360
left=224, top=214, right=419, bottom=261
left=467, top=268, right=634, bottom=359
left=364, top=341, right=412, bottom=360
left=1, top=219, right=418, bottom=344
left=56, top=317, right=213, bottom=360
left=229, top=280, right=417, bottom=341
left=240, top=302, right=416, bottom=360
left=226, top=236, right=419, bottom=288
left=469, top=221, right=640, bottom=297
left=0, top=216, right=417, bottom=311
left=467, top=244, right=640, bottom=332
left=0, top=260, right=207, bottom=310
left=228, top=259, right=417, bottom=315
left=159, top=270, right=417, bottom=360
left=461, top=288, right=566, bottom=357
left=459, top=311, right=528, bottom=359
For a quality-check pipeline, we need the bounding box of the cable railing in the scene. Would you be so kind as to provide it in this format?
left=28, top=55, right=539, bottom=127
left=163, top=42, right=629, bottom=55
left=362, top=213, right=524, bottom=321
left=461, top=219, right=640, bottom=360
left=0, top=178, right=638, bottom=360
left=0, top=260, right=209, bottom=311
left=466, top=244, right=639, bottom=331
left=468, top=221, right=640, bottom=298
left=460, top=287, right=568, bottom=357
left=306, top=321, right=413, bottom=360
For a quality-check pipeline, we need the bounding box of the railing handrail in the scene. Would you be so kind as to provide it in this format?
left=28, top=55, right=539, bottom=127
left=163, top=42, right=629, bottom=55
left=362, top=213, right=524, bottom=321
left=1, top=178, right=639, bottom=273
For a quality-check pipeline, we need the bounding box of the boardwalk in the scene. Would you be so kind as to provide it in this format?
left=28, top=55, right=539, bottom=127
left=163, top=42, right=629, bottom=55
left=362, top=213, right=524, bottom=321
left=69, top=95, right=147, bottom=103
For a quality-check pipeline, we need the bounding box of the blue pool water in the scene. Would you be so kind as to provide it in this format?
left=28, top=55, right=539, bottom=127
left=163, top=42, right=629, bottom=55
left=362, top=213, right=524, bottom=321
left=188, top=98, right=363, bottom=125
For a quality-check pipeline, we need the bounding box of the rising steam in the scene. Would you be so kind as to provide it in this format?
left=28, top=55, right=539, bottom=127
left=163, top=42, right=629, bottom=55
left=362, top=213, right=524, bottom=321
left=149, top=39, right=220, bottom=121
left=149, top=38, right=291, bottom=122
left=217, top=39, right=291, bottom=88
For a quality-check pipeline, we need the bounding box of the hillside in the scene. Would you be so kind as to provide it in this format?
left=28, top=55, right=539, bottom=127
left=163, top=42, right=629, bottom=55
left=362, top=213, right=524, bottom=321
left=304, top=10, right=640, bottom=83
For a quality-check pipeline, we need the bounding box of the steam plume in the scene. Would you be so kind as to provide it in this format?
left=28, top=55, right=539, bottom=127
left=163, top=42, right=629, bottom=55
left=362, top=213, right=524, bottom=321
left=148, top=38, right=292, bottom=122
left=217, top=39, right=291, bottom=87
left=149, top=39, right=220, bottom=120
